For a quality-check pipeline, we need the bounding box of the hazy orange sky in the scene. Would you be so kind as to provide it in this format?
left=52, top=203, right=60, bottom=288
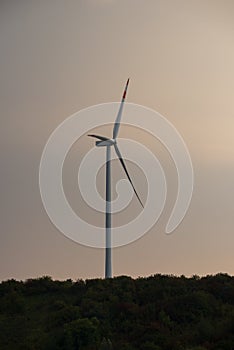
left=1, top=0, right=234, bottom=280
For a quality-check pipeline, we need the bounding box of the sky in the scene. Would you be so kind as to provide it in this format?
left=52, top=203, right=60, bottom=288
left=1, top=0, right=234, bottom=281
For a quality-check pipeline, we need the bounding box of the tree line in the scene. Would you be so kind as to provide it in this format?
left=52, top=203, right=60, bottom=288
left=0, top=273, right=233, bottom=349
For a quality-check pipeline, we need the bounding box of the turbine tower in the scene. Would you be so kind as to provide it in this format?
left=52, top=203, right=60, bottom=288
left=88, top=79, right=143, bottom=278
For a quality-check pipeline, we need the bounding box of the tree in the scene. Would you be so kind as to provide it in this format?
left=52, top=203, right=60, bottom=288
left=64, top=317, right=100, bottom=350
left=99, top=337, right=113, bottom=350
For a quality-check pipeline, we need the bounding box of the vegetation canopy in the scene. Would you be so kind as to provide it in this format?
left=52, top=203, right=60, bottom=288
left=0, top=274, right=233, bottom=349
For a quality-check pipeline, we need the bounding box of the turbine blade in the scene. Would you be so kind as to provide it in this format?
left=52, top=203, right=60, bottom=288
left=114, top=143, right=144, bottom=208
left=113, top=78, right=130, bottom=139
left=88, top=134, right=109, bottom=141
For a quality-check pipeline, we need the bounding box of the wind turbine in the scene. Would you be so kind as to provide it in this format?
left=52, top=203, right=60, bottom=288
left=88, top=79, right=143, bottom=278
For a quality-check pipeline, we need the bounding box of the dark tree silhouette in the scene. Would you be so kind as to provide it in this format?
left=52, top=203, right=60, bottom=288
left=0, top=274, right=233, bottom=349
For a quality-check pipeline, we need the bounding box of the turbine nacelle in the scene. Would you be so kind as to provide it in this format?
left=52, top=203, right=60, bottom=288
left=88, top=134, right=116, bottom=147
left=96, top=138, right=116, bottom=147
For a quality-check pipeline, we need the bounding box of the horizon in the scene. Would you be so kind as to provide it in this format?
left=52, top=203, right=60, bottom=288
left=1, top=271, right=233, bottom=283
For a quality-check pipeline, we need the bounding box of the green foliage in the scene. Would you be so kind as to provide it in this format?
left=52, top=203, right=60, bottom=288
left=0, top=274, right=233, bottom=349
left=99, top=337, right=113, bottom=349
left=64, top=317, right=100, bottom=349
left=141, top=341, right=162, bottom=350
left=186, top=347, right=207, bottom=350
